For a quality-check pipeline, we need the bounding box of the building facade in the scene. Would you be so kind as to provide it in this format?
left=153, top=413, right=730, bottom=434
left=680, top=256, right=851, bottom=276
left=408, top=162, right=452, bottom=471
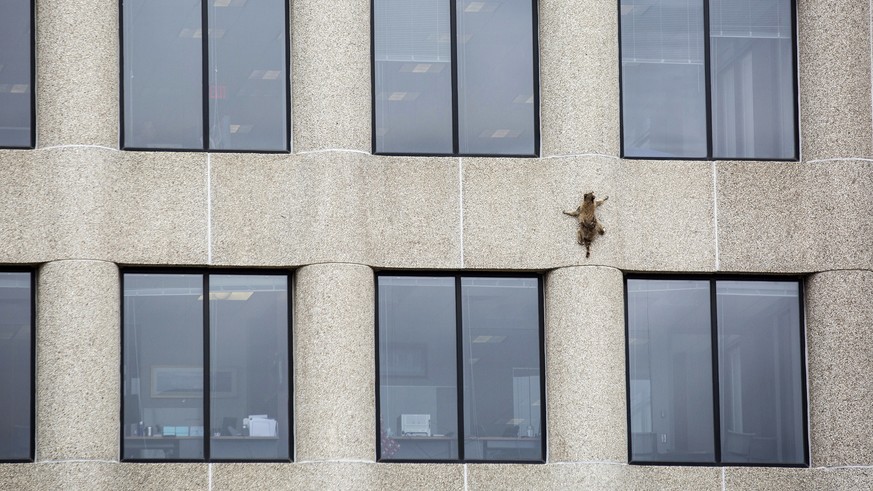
left=0, top=0, right=872, bottom=489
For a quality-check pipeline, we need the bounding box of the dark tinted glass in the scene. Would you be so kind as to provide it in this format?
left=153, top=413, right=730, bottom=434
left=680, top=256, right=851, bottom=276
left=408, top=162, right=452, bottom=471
left=374, top=0, right=453, bottom=154
left=461, top=277, right=542, bottom=462
left=627, top=279, right=715, bottom=463
left=123, top=0, right=204, bottom=149
left=710, top=0, right=795, bottom=159
left=0, top=272, right=32, bottom=460
left=207, top=0, right=287, bottom=151
left=0, top=0, right=32, bottom=148
left=456, top=0, right=535, bottom=155
left=209, top=275, right=289, bottom=460
left=123, top=274, right=204, bottom=460
left=378, top=276, right=459, bottom=460
left=620, top=0, right=707, bottom=158
left=717, top=281, right=805, bottom=464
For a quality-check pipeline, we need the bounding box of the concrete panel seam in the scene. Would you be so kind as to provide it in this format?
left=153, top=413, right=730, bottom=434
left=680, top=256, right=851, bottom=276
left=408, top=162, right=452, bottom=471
left=721, top=467, right=725, bottom=491
left=464, top=463, right=468, bottom=490
left=815, top=465, right=873, bottom=470
left=542, top=153, right=621, bottom=160
left=39, top=259, right=118, bottom=266
left=38, top=145, right=119, bottom=152
left=207, top=153, right=212, bottom=265
left=459, top=157, right=465, bottom=269
left=870, top=0, right=872, bottom=141
left=550, top=461, right=625, bottom=466
left=292, top=261, right=374, bottom=269
left=208, top=462, right=213, bottom=491
left=805, top=157, right=873, bottom=163
left=550, top=264, right=624, bottom=275
left=296, top=149, right=371, bottom=156
left=712, top=161, right=720, bottom=271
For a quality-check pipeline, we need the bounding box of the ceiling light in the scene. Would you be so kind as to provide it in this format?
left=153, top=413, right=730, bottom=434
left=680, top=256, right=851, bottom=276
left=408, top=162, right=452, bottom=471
left=262, top=70, right=281, bottom=80
left=412, top=63, right=431, bottom=73
left=473, top=335, right=492, bottom=343
left=214, top=0, right=231, bottom=6
left=10, top=84, right=28, bottom=94
left=465, top=1, right=485, bottom=12
left=513, top=94, right=534, bottom=104
left=388, top=91, right=407, bottom=101
left=197, top=291, right=254, bottom=301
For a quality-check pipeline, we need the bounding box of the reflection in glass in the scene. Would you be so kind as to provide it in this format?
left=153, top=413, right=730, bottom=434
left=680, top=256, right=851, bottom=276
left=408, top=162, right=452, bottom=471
left=123, top=274, right=204, bottom=460
left=123, top=0, right=204, bottom=149
left=209, top=275, right=289, bottom=460
left=710, top=0, right=795, bottom=159
left=620, top=0, right=707, bottom=158
left=461, top=277, right=542, bottom=462
left=457, top=0, right=535, bottom=155
left=208, top=0, right=287, bottom=151
left=0, top=273, right=31, bottom=460
left=627, top=279, right=715, bottom=463
left=717, top=281, right=804, bottom=464
left=374, top=0, right=453, bottom=154
left=378, top=276, right=458, bottom=460
left=0, top=0, right=32, bottom=147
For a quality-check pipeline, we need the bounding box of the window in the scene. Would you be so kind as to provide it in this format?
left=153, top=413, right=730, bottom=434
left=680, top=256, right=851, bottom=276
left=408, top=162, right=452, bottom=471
left=122, top=271, right=291, bottom=462
left=0, top=0, right=34, bottom=148
left=619, top=0, right=798, bottom=160
left=625, top=276, right=807, bottom=466
left=373, top=0, right=539, bottom=156
left=0, top=270, right=33, bottom=462
left=376, top=274, right=545, bottom=462
left=121, top=0, right=289, bottom=152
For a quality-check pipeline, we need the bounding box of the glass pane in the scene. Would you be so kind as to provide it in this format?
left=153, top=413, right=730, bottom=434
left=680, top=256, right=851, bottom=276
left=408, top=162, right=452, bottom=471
left=0, top=0, right=32, bottom=148
left=209, top=275, right=289, bottom=460
left=627, top=279, right=715, bottom=463
left=620, top=0, right=707, bottom=158
left=461, top=277, right=542, bottom=462
left=378, top=276, right=458, bottom=460
left=123, top=274, right=204, bottom=460
left=457, top=0, right=535, bottom=155
left=717, top=280, right=804, bottom=464
left=208, top=0, right=287, bottom=151
left=374, top=0, right=453, bottom=154
left=123, top=0, right=203, bottom=149
left=710, top=0, right=795, bottom=159
left=0, top=273, right=31, bottom=460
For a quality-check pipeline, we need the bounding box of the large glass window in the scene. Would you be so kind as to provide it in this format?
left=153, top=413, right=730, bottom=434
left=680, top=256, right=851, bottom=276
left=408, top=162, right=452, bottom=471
left=122, top=0, right=289, bottom=151
left=619, top=0, right=797, bottom=160
left=377, top=274, right=544, bottom=463
left=0, top=0, right=34, bottom=148
left=122, top=272, right=291, bottom=462
left=626, top=277, right=807, bottom=466
left=0, top=271, right=33, bottom=461
left=373, top=0, right=538, bottom=156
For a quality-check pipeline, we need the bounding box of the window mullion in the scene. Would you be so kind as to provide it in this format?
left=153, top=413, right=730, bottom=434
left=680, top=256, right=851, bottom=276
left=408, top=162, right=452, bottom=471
left=202, top=273, right=211, bottom=460
left=709, top=278, right=722, bottom=464
left=449, top=0, right=460, bottom=155
left=702, top=0, right=714, bottom=159
left=454, top=275, right=465, bottom=461
left=201, top=0, right=210, bottom=151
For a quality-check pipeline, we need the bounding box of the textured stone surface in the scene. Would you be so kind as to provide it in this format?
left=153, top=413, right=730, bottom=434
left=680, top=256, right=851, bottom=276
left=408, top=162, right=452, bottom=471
left=37, top=0, right=118, bottom=147
left=213, top=462, right=463, bottom=491
left=467, top=463, right=721, bottom=490
left=725, top=466, right=873, bottom=491
left=717, top=160, right=873, bottom=272
left=295, top=264, right=375, bottom=461
left=539, top=0, right=620, bottom=157
left=0, top=148, right=208, bottom=264
left=36, top=261, right=119, bottom=461
left=292, top=0, right=370, bottom=152
left=806, top=270, right=873, bottom=467
left=0, top=462, right=207, bottom=491
left=210, top=152, right=460, bottom=268
left=546, top=266, right=627, bottom=463
left=798, top=0, right=873, bottom=160
left=462, top=156, right=716, bottom=271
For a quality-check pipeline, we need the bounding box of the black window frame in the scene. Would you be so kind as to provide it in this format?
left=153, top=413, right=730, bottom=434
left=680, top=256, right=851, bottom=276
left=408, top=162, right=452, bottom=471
left=118, top=0, right=292, bottom=154
left=119, top=268, right=294, bottom=463
left=370, top=0, right=541, bottom=158
left=623, top=273, right=809, bottom=467
left=616, top=0, right=800, bottom=162
left=0, top=266, right=35, bottom=463
left=0, top=0, right=36, bottom=150
left=374, top=270, right=547, bottom=464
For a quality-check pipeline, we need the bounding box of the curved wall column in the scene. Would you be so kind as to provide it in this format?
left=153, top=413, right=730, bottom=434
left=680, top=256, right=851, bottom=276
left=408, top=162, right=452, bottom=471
left=545, top=265, right=626, bottom=463
left=294, top=263, right=375, bottom=461
left=36, top=260, right=119, bottom=461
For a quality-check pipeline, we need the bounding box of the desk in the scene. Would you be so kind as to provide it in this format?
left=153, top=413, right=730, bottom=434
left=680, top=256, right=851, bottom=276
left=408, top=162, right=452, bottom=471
left=475, top=437, right=542, bottom=460
left=390, top=436, right=457, bottom=460
left=124, top=436, right=280, bottom=460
